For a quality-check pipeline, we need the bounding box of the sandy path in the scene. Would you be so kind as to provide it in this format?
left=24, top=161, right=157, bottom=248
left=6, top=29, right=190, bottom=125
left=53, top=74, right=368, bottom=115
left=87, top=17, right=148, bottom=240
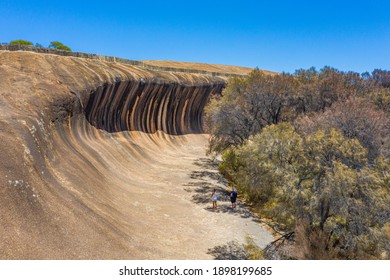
left=111, top=132, right=274, bottom=259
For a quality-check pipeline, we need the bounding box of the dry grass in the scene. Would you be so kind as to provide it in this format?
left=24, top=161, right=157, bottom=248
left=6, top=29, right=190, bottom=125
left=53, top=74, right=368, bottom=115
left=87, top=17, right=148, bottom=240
left=143, top=60, right=275, bottom=76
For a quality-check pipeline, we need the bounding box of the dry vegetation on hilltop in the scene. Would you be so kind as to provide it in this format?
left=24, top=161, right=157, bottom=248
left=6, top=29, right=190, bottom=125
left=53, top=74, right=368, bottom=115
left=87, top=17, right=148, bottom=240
left=142, top=60, right=272, bottom=76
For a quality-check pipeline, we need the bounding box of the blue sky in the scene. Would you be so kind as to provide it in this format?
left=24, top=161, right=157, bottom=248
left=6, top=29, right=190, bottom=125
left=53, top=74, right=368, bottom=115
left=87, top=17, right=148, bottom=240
left=1, top=0, right=389, bottom=73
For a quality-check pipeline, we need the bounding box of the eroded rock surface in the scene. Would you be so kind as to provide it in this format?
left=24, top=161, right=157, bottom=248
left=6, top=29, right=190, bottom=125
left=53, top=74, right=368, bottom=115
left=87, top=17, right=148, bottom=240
left=0, top=51, right=273, bottom=259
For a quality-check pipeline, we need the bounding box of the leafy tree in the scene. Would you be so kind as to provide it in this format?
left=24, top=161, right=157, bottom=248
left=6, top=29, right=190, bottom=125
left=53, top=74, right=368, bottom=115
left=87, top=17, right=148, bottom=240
left=372, top=69, right=390, bottom=88
left=218, top=148, right=241, bottom=185
left=205, top=69, right=298, bottom=154
left=224, top=123, right=390, bottom=259
left=369, top=87, right=390, bottom=112
left=294, top=67, right=372, bottom=113
left=295, top=97, right=390, bottom=161
left=9, top=39, right=33, bottom=45
left=207, top=66, right=390, bottom=259
left=49, top=41, right=71, bottom=51
left=205, top=76, right=252, bottom=153
left=205, top=67, right=380, bottom=155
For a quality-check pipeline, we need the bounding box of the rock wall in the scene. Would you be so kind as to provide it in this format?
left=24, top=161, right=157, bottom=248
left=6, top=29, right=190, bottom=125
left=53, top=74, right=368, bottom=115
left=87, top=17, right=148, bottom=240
left=0, top=51, right=227, bottom=259
left=85, top=80, right=223, bottom=134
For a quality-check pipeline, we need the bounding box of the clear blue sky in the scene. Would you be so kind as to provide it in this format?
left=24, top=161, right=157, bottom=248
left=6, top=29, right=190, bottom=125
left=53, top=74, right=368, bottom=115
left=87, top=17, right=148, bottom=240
left=1, top=0, right=389, bottom=73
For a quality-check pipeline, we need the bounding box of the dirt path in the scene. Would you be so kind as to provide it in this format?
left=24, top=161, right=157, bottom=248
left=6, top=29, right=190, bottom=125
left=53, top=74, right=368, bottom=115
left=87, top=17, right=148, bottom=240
left=120, top=132, right=274, bottom=259
left=181, top=157, right=275, bottom=259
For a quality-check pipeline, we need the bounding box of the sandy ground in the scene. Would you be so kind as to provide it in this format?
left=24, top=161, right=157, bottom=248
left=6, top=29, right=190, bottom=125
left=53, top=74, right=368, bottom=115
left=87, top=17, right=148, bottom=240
left=110, top=132, right=274, bottom=259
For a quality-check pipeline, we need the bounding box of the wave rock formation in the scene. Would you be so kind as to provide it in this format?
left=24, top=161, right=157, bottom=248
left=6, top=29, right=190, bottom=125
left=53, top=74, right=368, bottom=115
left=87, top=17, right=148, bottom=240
left=0, top=51, right=272, bottom=259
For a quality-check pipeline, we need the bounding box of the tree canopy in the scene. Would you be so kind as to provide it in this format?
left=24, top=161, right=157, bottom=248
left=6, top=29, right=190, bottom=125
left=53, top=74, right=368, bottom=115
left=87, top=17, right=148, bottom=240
left=9, top=39, right=33, bottom=46
left=49, top=41, right=71, bottom=51
left=206, top=67, right=390, bottom=259
left=224, top=124, right=389, bottom=259
left=7, top=40, right=72, bottom=51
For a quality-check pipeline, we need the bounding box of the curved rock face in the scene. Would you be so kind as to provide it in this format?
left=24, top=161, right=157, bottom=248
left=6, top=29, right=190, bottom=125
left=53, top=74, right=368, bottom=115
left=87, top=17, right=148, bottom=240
left=0, top=51, right=225, bottom=259
left=85, top=81, right=223, bottom=134
left=0, top=51, right=273, bottom=259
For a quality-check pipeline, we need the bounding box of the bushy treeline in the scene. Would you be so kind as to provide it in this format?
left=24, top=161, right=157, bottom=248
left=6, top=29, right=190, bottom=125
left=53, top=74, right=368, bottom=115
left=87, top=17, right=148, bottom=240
left=7, top=39, right=71, bottom=51
left=205, top=67, right=390, bottom=259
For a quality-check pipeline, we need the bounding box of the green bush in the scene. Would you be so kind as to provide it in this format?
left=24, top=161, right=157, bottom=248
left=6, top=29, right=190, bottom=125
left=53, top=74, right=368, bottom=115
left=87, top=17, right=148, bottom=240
left=9, top=39, right=33, bottom=46
left=224, top=123, right=390, bottom=259
left=49, top=41, right=71, bottom=51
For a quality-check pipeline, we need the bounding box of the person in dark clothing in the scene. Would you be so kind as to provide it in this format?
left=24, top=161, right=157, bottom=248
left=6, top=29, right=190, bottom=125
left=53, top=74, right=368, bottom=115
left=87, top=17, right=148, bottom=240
left=229, top=184, right=237, bottom=209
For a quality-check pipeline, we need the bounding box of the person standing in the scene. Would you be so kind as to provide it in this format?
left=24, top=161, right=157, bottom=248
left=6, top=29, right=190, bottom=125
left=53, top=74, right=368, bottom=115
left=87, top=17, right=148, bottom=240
left=230, top=185, right=237, bottom=209
left=211, top=188, right=218, bottom=209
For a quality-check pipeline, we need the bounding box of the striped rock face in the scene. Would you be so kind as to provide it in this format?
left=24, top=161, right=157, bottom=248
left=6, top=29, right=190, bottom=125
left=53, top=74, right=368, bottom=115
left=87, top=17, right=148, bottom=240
left=0, top=51, right=273, bottom=259
left=84, top=80, right=223, bottom=135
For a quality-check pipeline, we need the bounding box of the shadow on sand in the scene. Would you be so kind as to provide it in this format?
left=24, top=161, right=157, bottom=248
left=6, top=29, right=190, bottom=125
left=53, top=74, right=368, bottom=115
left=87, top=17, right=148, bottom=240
left=207, top=241, right=249, bottom=260
left=184, top=157, right=258, bottom=220
left=184, top=157, right=270, bottom=260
